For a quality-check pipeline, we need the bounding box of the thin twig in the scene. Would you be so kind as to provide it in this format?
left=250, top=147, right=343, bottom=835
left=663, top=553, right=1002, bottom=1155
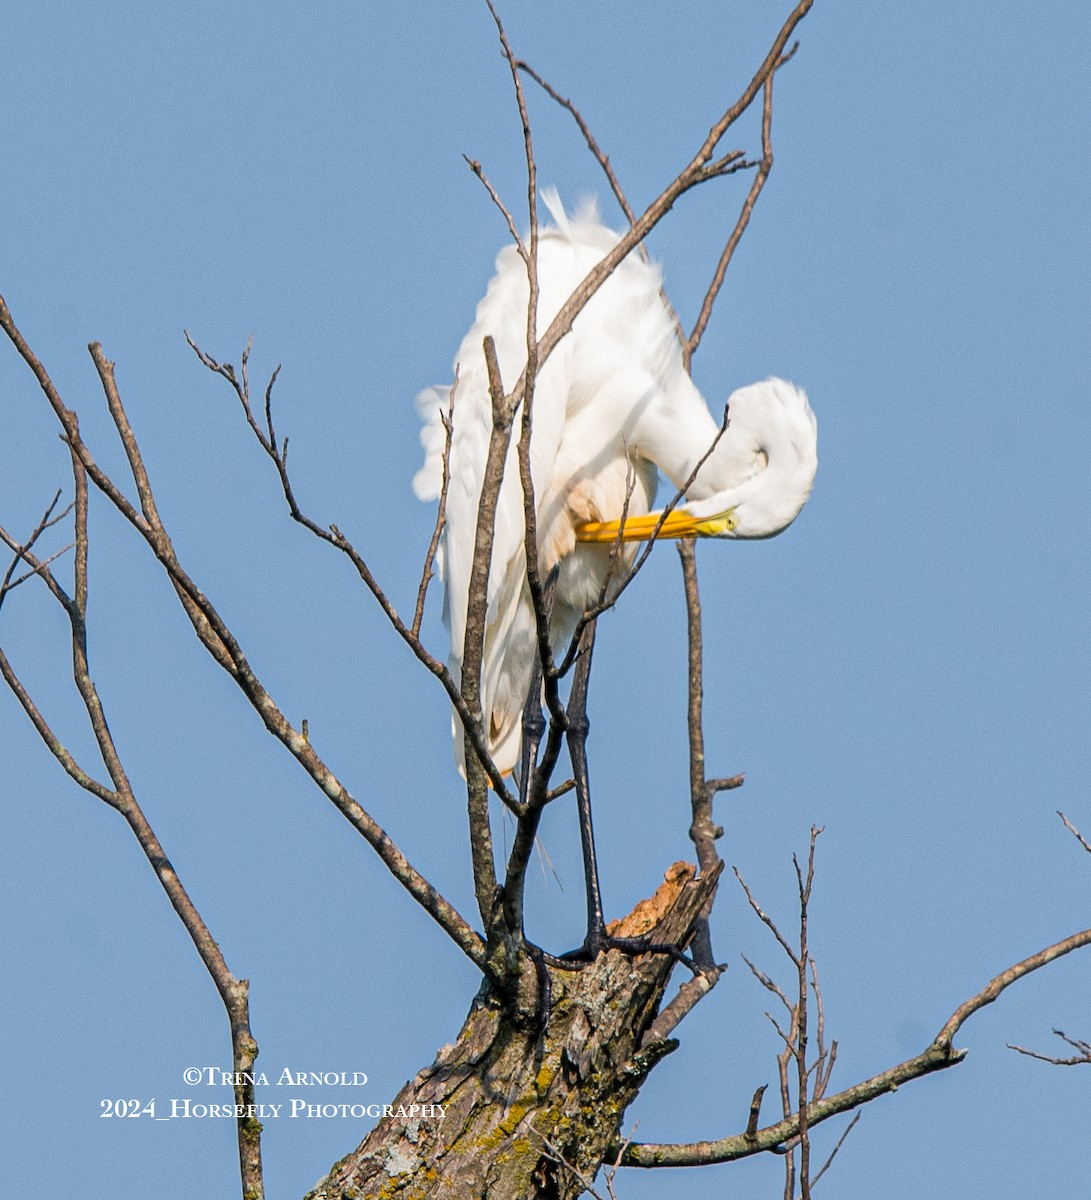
left=735, top=867, right=800, bottom=967
left=1058, top=810, right=1091, bottom=854
left=603, top=1121, right=639, bottom=1200
left=1008, top=1029, right=1091, bottom=1066
left=810, top=1112, right=861, bottom=1186
left=515, top=60, right=639, bottom=232
left=412, top=390, right=455, bottom=638
left=185, top=333, right=517, bottom=807
left=0, top=491, right=74, bottom=605
left=531, top=1130, right=607, bottom=1200
left=684, top=69, right=777, bottom=370
left=743, top=954, right=793, bottom=1014
left=463, top=156, right=526, bottom=257
left=476, top=0, right=816, bottom=457
left=811, top=959, right=837, bottom=1097
left=0, top=647, right=118, bottom=804
left=795, top=828, right=822, bottom=1198
left=2, top=542, right=75, bottom=593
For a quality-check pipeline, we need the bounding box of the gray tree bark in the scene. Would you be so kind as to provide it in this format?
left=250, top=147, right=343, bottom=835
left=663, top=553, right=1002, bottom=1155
left=308, top=864, right=715, bottom=1199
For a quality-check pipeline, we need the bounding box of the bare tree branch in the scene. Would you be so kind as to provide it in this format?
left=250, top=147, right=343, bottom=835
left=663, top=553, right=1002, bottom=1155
left=464, top=155, right=526, bottom=255
left=183, top=331, right=516, bottom=807
left=0, top=539, right=74, bottom=592
left=0, top=645, right=118, bottom=804
left=743, top=953, right=794, bottom=1015
left=484, top=1, right=571, bottom=764
left=640, top=541, right=730, bottom=1043
left=1003, top=813, right=1091, bottom=1068
left=0, top=296, right=488, bottom=973
left=412, top=390, right=455, bottom=639
left=1058, top=810, right=1091, bottom=854
left=678, top=543, right=717, bottom=873
left=621, top=923, right=1091, bottom=1167
left=0, top=472, right=265, bottom=1199
left=684, top=65, right=777, bottom=370
left=515, top=60, right=639, bottom=233
left=1009, top=1029, right=1091, bottom=1067
left=518, top=0, right=813, bottom=406
left=0, top=491, right=72, bottom=601
left=461, top=334, right=518, bottom=927
left=738, top=835, right=827, bottom=1200
left=811, top=958, right=838, bottom=1098
left=641, top=965, right=719, bottom=1048
left=810, top=1112, right=861, bottom=1187
left=793, top=828, right=821, bottom=1198
left=735, top=864, right=801, bottom=968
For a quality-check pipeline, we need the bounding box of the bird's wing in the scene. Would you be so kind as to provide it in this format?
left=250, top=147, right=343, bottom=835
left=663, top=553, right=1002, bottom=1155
left=416, top=195, right=695, bottom=774
left=431, top=236, right=577, bottom=774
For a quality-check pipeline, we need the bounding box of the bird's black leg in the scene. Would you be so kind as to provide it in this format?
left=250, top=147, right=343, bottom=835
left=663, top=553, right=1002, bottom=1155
left=518, top=587, right=703, bottom=982
left=565, top=617, right=610, bottom=956
left=517, top=568, right=557, bottom=806
left=556, top=617, right=704, bottom=974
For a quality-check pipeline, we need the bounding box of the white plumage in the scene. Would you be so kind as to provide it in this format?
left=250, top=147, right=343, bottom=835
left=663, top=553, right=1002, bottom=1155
left=414, top=193, right=818, bottom=775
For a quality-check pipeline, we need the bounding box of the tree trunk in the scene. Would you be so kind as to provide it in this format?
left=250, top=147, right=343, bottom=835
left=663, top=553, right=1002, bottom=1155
left=308, top=862, right=717, bottom=1199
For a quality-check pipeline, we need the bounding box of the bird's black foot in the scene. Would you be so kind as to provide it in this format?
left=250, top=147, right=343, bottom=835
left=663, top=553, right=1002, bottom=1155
left=554, top=924, right=703, bottom=976
left=519, top=927, right=704, bottom=1033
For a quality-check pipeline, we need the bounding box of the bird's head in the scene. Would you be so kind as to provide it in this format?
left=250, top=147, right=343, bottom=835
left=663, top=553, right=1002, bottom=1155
left=687, top=377, right=818, bottom=539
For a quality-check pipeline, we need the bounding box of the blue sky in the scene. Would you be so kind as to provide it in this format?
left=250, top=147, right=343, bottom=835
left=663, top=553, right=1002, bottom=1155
left=2, top=3, right=1089, bottom=1197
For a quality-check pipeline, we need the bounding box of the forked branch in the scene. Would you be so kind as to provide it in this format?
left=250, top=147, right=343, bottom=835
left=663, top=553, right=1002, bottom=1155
left=1009, top=1029, right=1091, bottom=1067
left=0, top=296, right=487, bottom=974
left=1007, top=811, right=1091, bottom=1066
left=515, top=0, right=814, bottom=401
left=620, top=919, right=1091, bottom=1168
left=183, top=331, right=515, bottom=807
left=0, top=470, right=264, bottom=1200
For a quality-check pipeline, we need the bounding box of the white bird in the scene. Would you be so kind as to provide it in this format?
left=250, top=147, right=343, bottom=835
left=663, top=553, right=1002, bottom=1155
left=414, top=193, right=818, bottom=777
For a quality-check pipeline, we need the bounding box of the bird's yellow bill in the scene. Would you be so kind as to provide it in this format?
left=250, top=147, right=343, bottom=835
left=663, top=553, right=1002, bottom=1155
left=575, top=506, right=737, bottom=543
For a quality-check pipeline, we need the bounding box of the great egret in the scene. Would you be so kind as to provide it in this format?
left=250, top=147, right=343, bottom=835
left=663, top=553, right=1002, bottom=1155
left=414, top=194, right=818, bottom=780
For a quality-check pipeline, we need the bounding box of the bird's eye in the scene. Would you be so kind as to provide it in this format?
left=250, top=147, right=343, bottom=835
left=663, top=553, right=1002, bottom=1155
left=755, top=448, right=769, bottom=471
left=726, top=512, right=738, bottom=531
